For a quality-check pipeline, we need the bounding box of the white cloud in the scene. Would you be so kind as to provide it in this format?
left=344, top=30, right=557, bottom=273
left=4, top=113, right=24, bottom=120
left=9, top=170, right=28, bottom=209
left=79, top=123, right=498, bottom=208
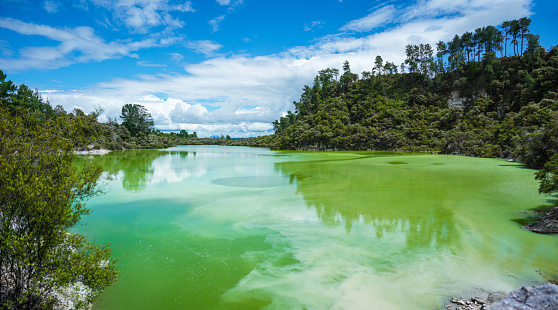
left=215, top=0, right=243, bottom=7
left=0, top=18, right=181, bottom=71
left=170, top=101, right=210, bottom=123
left=86, top=0, right=194, bottom=33
left=209, top=15, right=225, bottom=32
left=40, top=0, right=532, bottom=137
left=187, top=40, right=223, bottom=56
left=340, top=5, right=396, bottom=32
left=304, top=21, right=325, bottom=32
left=0, top=40, right=13, bottom=57
left=137, top=61, right=166, bottom=67
left=168, top=52, right=184, bottom=62
left=44, top=0, right=60, bottom=13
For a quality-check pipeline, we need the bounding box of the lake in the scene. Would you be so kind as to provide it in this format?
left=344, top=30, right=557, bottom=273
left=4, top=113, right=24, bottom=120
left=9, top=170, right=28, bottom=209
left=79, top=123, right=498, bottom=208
left=76, top=145, right=558, bottom=309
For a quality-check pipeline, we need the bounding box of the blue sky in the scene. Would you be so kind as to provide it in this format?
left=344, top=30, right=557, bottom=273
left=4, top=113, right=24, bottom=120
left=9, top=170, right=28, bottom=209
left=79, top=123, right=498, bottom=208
left=1, top=0, right=556, bottom=137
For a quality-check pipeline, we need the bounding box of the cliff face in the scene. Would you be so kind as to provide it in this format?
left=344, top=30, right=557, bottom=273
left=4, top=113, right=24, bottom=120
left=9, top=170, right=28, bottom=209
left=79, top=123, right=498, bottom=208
left=447, top=90, right=489, bottom=108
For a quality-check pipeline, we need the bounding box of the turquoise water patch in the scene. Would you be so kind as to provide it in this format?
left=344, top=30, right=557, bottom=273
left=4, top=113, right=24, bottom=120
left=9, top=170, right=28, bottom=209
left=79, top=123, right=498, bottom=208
left=212, top=176, right=288, bottom=188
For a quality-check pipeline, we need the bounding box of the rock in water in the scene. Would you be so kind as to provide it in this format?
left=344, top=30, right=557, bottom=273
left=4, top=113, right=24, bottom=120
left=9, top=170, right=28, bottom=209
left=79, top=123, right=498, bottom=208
left=523, top=207, right=558, bottom=234
left=487, top=283, right=558, bottom=309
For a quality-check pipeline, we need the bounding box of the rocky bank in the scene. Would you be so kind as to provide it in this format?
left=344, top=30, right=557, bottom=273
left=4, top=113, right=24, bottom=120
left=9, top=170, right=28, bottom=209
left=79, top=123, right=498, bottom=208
left=442, top=283, right=558, bottom=310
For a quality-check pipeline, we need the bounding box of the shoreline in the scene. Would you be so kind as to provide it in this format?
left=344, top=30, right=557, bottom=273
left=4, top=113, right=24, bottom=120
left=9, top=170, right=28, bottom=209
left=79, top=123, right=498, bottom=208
left=74, top=148, right=111, bottom=155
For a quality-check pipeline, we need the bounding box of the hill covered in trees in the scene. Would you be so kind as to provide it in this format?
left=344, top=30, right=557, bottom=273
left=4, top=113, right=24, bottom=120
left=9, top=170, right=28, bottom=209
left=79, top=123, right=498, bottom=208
left=267, top=18, right=558, bottom=194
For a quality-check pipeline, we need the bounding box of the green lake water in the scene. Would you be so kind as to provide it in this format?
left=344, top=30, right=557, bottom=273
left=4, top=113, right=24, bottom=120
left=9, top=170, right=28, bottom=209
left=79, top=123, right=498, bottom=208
left=75, top=146, right=558, bottom=309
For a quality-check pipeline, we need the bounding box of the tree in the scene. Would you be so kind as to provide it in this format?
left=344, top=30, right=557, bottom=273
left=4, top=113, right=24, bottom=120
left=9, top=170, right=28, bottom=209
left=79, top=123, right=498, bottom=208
left=0, top=76, right=53, bottom=117
left=340, top=60, right=358, bottom=90
left=0, top=70, right=16, bottom=104
left=518, top=17, right=531, bottom=55
left=436, top=41, right=447, bottom=72
left=0, top=108, right=118, bottom=309
left=501, top=20, right=511, bottom=56
left=120, top=104, right=154, bottom=136
left=461, top=32, right=473, bottom=63
left=524, top=33, right=542, bottom=70
left=405, top=44, right=419, bottom=73
left=373, top=55, right=384, bottom=76
left=419, top=43, right=434, bottom=76
left=536, top=154, right=558, bottom=194
left=510, top=19, right=521, bottom=56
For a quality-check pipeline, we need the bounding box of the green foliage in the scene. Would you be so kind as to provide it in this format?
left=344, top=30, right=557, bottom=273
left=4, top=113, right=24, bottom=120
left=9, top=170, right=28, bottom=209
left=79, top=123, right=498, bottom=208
left=0, top=108, right=118, bottom=309
left=536, top=154, right=558, bottom=194
left=0, top=72, right=53, bottom=118
left=265, top=17, right=558, bottom=194
left=120, top=103, right=154, bottom=136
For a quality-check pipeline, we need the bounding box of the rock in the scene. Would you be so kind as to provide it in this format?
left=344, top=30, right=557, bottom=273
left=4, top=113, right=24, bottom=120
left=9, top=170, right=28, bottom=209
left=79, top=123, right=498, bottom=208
left=472, top=297, right=486, bottom=304
left=487, top=283, right=558, bottom=310
left=451, top=297, right=466, bottom=305
left=487, top=291, right=507, bottom=304
left=523, top=207, right=558, bottom=234
left=74, top=149, right=111, bottom=155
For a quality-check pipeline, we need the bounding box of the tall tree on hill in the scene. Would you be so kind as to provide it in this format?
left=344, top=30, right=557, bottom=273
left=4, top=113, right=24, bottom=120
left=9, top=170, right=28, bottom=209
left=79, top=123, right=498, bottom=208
left=374, top=55, right=384, bottom=76
left=474, top=28, right=486, bottom=62
left=340, top=60, right=358, bottom=90
left=436, top=41, right=447, bottom=72
left=405, top=44, right=419, bottom=73
left=510, top=19, right=521, bottom=56
left=519, top=17, right=531, bottom=55
left=447, top=35, right=463, bottom=76
left=419, top=43, right=434, bottom=76
left=462, top=32, right=473, bottom=63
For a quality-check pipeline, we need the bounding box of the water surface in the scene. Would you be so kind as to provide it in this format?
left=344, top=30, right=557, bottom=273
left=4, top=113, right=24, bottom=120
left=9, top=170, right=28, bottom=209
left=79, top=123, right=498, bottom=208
left=76, top=146, right=558, bottom=309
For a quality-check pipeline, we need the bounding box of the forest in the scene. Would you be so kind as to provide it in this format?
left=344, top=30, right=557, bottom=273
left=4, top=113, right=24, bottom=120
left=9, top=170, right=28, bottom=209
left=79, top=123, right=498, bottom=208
left=267, top=18, right=558, bottom=195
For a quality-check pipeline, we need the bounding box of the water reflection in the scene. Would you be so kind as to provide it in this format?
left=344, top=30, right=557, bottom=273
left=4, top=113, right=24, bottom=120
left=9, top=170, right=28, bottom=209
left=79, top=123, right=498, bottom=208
left=276, top=156, right=456, bottom=249
left=78, top=150, right=206, bottom=191
left=74, top=147, right=558, bottom=310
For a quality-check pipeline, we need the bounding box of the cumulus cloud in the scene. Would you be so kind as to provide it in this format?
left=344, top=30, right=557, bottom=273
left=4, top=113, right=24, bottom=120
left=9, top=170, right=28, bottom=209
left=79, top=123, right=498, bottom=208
left=170, top=101, right=210, bottom=123
left=0, top=18, right=181, bottom=71
left=40, top=0, right=532, bottom=137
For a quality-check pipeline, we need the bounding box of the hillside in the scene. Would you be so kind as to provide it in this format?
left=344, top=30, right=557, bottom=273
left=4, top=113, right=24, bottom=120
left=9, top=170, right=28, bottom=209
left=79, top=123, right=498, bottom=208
left=266, top=18, right=558, bottom=194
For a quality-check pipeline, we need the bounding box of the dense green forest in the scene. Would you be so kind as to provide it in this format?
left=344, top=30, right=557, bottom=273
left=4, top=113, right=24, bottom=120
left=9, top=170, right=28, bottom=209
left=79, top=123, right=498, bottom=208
left=268, top=18, right=558, bottom=195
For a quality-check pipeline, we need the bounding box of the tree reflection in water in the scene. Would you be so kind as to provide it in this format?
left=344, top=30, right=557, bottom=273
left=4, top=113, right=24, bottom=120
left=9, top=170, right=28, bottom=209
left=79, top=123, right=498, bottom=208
left=276, top=154, right=468, bottom=250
